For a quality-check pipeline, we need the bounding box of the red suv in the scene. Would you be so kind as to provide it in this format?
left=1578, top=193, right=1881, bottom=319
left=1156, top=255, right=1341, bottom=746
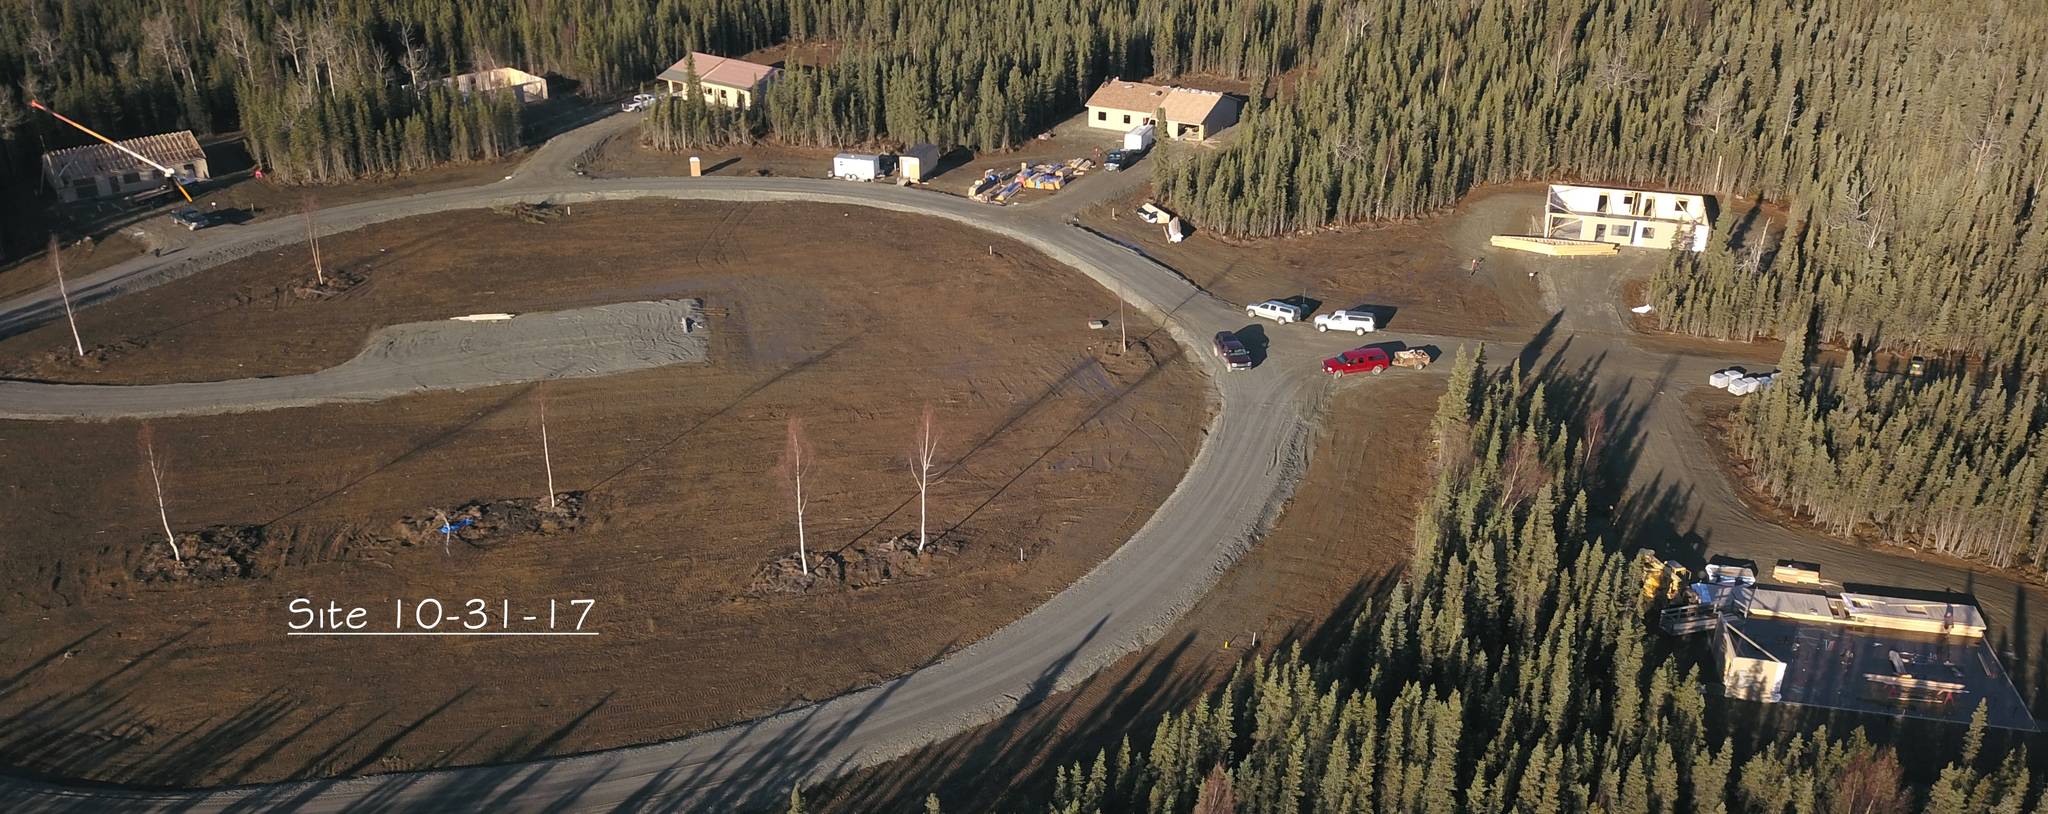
left=1322, top=347, right=1391, bottom=376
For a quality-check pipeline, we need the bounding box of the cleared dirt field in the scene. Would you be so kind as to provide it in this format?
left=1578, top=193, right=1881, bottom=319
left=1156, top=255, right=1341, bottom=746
left=814, top=375, right=1443, bottom=813
left=587, top=111, right=1125, bottom=196
left=1079, top=186, right=1541, bottom=337
left=0, top=201, right=1209, bottom=786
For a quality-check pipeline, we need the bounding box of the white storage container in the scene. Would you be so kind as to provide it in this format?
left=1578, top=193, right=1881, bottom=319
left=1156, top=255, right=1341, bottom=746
left=1124, top=124, right=1156, bottom=152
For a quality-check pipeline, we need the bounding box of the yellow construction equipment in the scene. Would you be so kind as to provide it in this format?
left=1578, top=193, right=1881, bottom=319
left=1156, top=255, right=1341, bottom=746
left=1635, top=548, right=1690, bottom=602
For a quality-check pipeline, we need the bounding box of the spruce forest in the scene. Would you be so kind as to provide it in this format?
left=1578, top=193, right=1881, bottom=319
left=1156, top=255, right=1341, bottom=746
left=1002, top=351, right=2037, bottom=814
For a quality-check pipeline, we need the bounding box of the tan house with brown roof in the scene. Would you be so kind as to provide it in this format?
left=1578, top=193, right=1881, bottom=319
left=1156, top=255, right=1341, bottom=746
left=658, top=52, right=780, bottom=109
left=41, top=130, right=207, bottom=203
left=1085, top=79, right=1242, bottom=141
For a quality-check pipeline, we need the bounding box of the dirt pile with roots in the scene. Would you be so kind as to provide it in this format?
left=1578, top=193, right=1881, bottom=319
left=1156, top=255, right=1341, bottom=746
left=132, top=493, right=590, bottom=585
left=749, top=531, right=966, bottom=594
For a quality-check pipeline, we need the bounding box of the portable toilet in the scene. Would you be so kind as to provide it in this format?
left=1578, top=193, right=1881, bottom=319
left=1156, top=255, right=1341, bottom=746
left=1124, top=124, right=1156, bottom=152
left=899, top=144, right=943, bottom=183
left=834, top=153, right=888, bottom=181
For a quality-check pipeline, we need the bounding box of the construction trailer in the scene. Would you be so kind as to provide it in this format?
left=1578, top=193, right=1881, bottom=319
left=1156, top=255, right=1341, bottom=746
left=408, top=67, right=549, bottom=104
left=41, top=130, right=208, bottom=204
left=899, top=144, right=943, bottom=183
left=1543, top=184, right=1712, bottom=252
left=833, top=153, right=893, bottom=181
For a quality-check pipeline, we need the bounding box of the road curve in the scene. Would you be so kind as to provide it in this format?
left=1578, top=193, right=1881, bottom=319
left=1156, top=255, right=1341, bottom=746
left=0, top=177, right=1330, bottom=811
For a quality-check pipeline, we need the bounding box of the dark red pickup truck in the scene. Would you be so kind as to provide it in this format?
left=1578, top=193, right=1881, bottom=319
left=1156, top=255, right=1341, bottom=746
left=1322, top=347, right=1390, bottom=376
left=1213, top=331, right=1253, bottom=371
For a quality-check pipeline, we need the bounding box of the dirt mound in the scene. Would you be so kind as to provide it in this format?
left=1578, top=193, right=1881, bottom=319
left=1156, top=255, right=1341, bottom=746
left=290, top=266, right=369, bottom=299
left=750, top=532, right=965, bottom=595
left=136, top=525, right=273, bottom=583
left=387, top=493, right=589, bottom=549
left=0, top=339, right=147, bottom=377
left=129, top=494, right=588, bottom=586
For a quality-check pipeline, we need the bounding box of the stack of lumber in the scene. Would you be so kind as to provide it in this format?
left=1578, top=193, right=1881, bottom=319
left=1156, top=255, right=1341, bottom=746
left=1489, top=235, right=1619, bottom=256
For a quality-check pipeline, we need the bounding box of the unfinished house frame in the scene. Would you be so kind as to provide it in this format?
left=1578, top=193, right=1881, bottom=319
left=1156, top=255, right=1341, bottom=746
left=1543, top=184, right=1711, bottom=252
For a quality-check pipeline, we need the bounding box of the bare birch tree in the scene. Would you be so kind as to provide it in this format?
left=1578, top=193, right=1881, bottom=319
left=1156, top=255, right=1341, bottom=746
left=399, top=24, right=432, bottom=88
left=49, top=236, right=83, bottom=357
left=537, top=383, right=557, bottom=510
left=777, top=417, right=813, bottom=575
left=138, top=425, right=180, bottom=562
left=908, top=405, right=942, bottom=553
left=302, top=195, right=325, bottom=286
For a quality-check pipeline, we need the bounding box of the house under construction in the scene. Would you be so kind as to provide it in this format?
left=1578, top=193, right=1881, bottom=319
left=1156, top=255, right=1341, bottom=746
left=1544, top=184, right=1711, bottom=252
left=1647, top=553, right=2035, bottom=730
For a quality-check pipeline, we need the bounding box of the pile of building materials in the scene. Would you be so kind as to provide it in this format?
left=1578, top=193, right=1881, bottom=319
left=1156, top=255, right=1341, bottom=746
left=1020, top=159, right=1093, bottom=190
left=1489, top=235, right=1620, bottom=256
left=968, top=169, right=1026, bottom=203
left=1709, top=367, right=1777, bottom=395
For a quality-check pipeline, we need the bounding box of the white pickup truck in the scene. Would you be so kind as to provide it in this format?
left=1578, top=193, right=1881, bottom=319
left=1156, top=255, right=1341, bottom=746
left=1313, top=309, right=1376, bottom=335
left=1246, top=300, right=1302, bottom=324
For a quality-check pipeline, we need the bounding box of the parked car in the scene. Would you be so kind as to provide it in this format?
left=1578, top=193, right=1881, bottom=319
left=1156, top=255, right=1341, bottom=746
left=1105, top=147, right=1146, bottom=172
left=622, top=93, right=658, bottom=112
left=1323, top=347, right=1392, bottom=377
left=169, top=206, right=219, bottom=231
left=1213, top=331, right=1253, bottom=371
left=1246, top=300, right=1302, bottom=324
left=1136, top=202, right=1173, bottom=224
left=1313, top=309, right=1377, bottom=335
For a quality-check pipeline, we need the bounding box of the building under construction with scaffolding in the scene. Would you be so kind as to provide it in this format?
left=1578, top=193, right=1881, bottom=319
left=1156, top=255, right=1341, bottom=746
left=1645, top=552, right=2036, bottom=731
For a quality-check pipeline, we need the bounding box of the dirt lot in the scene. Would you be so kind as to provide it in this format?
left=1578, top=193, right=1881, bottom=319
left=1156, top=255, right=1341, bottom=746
left=0, top=201, right=1210, bottom=786
left=1079, top=185, right=1543, bottom=337
left=588, top=111, right=1126, bottom=198
left=813, top=375, right=1444, bottom=813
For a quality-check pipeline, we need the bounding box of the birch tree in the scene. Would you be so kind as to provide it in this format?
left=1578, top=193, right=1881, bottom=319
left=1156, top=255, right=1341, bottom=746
left=537, top=383, right=557, bottom=510
left=50, top=236, right=83, bottom=357
left=777, top=417, right=813, bottom=575
left=302, top=195, right=325, bottom=286
left=138, top=425, right=180, bottom=562
left=908, top=405, right=942, bottom=553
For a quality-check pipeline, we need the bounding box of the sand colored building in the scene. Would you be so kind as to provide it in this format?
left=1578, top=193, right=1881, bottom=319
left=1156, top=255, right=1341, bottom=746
left=1543, top=183, right=1712, bottom=251
left=658, top=52, right=780, bottom=109
left=1084, top=79, right=1241, bottom=141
